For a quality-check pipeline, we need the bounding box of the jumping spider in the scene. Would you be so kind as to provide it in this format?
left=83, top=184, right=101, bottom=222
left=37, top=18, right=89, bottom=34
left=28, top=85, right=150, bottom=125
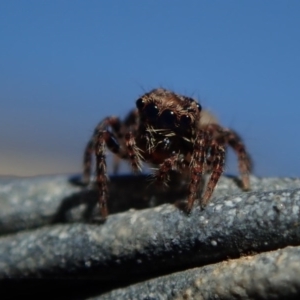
left=83, top=88, right=252, bottom=218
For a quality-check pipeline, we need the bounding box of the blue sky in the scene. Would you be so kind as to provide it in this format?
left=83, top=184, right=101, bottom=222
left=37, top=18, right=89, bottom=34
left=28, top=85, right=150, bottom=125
left=0, top=1, right=299, bottom=177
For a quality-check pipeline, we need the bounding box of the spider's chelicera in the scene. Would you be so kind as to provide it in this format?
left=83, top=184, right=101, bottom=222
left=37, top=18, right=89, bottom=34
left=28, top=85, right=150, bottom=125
left=83, top=88, right=252, bottom=218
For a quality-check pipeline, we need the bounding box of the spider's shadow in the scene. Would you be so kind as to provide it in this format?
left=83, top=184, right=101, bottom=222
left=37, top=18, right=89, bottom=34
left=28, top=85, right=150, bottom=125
left=51, top=173, right=189, bottom=224
left=51, top=186, right=100, bottom=224
left=51, top=173, right=245, bottom=224
left=226, top=174, right=247, bottom=190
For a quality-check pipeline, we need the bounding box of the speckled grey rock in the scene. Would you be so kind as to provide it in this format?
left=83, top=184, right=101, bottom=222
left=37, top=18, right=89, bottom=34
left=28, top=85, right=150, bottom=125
left=0, top=175, right=81, bottom=234
left=0, top=173, right=190, bottom=234
left=0, top=175, right=300, bottom=299
left=95, top=245, right=300, bottom=300
left=0, top=174, right=299, bottom=234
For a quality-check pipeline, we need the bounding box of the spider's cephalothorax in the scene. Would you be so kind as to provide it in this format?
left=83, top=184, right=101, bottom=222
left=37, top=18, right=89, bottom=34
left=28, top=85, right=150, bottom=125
left=83, top=88, right=252, bottom=218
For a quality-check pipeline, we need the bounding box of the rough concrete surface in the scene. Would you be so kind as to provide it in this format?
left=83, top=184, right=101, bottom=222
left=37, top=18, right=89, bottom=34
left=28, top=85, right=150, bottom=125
left=0, top=174, right=300, bottom=299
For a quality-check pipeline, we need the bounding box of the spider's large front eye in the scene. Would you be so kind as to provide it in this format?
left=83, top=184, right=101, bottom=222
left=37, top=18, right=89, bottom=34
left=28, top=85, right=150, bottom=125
left=136, top=98, right=145, bottom=110
left=144, top=103, right=159, bottom=119
left=180, top=114, right=191, bottom=126
left=160, top=109, right=176, bottom=125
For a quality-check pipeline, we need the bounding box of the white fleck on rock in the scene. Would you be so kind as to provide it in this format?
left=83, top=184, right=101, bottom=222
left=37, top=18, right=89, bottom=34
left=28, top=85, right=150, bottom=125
left=58, top=231, right=69, bottom=240
left=211, top=240, right=217, bottom=246
left=292, top=205, right=299, bottom=215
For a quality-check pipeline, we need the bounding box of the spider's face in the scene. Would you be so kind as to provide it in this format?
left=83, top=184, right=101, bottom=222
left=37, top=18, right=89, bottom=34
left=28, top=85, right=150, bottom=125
left=136, top=89, right=202, bottom=136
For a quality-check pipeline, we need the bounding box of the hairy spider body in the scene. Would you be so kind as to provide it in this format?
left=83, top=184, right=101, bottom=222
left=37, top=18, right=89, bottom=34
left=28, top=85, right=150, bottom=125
left=83, top=88, right=252, bottom=218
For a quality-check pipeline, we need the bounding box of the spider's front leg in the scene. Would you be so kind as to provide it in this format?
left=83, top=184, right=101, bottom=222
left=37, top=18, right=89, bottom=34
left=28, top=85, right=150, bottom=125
left=188, top=131, right=225, bottom=211
left=205, top=124, right=252, bottom=191
left=84, top=116, right=123, bottom=218
left=94, top=130, right=110, bottom=218
left=83, top=116, right=122, bottom=185
left=186, top=131, right=208, bottom=212
left=201, top=142, right=225, bottom=207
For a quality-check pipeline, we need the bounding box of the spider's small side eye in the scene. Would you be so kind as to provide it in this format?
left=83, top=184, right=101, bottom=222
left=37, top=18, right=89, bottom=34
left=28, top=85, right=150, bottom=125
left=196, top=103, right=202, bottom=112
left=145, top=103, right=159, bottom=119
left=180, top=114, right=191, bottom=126
left=136, top=98, right=145, bottom=109
left=186, top=98, right=201, bottom=113
left=160, top=109, right=176, bottom=125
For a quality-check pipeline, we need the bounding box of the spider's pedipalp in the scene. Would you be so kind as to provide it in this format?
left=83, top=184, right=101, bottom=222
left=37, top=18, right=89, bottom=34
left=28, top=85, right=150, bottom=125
left=125, top=132, right=143, bottom=172
left=153, top=152, right=179, bottom=187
